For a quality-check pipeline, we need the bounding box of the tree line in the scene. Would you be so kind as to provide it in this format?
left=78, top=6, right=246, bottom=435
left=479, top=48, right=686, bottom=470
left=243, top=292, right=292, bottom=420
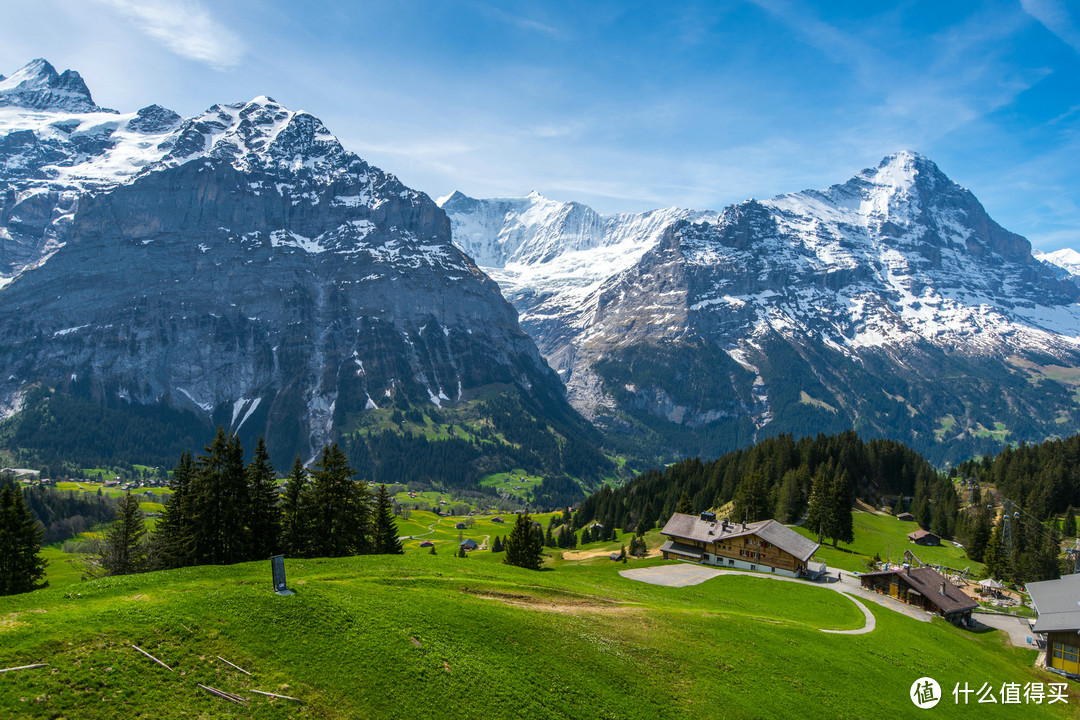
left=87, top=427, right=403, bottom=579
left=574, top=432, right=937, bottom=543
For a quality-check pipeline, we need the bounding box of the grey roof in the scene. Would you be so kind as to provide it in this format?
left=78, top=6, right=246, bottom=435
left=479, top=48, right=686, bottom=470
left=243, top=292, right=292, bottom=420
left=660, top=513, right=819, bottom=562
left=860, top=567, right=977, bottom=615
left=660, top=540, right=703, bottom=559
left=1028, top=574, right=1080, bottom=633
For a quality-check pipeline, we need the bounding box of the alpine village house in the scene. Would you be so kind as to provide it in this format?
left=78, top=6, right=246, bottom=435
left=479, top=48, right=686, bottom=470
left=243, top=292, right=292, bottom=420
left=660, top=512, right=822, bottom=578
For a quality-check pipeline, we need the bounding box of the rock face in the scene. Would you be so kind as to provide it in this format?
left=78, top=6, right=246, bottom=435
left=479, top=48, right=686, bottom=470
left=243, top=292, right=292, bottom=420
left=445, top=152, right=1080, bottom=463
left=0, top=74, right=576, bottom=468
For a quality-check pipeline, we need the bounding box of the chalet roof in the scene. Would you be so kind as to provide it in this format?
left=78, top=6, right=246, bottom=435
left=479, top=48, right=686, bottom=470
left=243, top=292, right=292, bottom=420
left=907, top=529, right=939, bottom=542
left=896, top=513, right=915, bottom=521
left=660, top=513, right=819, bottom=562
left=1028, top=573, right=1080, bottom=633
left=660, top=540, right=703, bottom=559
left=861, top=567, right=976, bottom=615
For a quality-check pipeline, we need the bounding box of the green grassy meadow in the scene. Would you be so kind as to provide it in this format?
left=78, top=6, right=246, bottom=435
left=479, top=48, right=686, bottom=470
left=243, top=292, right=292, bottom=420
left=1, top=550, right=1069, bottom=720
left=793, top=511, right=985, bottom=576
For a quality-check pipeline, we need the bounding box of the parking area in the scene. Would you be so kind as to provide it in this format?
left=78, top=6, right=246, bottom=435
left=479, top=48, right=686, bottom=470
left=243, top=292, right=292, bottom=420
left=620, top=564, right=726, bottom=587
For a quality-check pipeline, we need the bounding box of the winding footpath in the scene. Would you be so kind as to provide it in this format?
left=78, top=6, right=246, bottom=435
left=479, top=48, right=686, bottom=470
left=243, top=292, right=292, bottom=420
left=619, top=565, right=880, bottom=634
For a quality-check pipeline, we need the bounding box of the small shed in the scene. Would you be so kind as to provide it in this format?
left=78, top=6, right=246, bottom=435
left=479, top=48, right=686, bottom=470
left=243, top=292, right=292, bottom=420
left=419, top=540, right=434, bottom=548
left=459, top=538, right=478, bottom=551
left=454, top=522, right=467, bottom=530
left=896, top=512, right=915, bottom=522
left=908, top=529, right=941, bottom=546
left=491, top=516, right=505, bottom=524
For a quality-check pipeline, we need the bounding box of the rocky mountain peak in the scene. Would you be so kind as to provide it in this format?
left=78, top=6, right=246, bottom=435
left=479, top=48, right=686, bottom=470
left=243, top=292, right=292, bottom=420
left=0, top=59, right=101, bottom=113
left=159, top=96, right=348, bottom=178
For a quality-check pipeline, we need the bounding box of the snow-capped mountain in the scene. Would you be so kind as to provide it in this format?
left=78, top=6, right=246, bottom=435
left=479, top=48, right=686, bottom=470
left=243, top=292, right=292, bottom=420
left=0, top=60, right=591, bottom=470
left=0, top=58, right=102, bottom=113
left=446, top=152, right=1080, bottom=464
left=0, top=60, right=184, bottom=286
left=1035, top=248, right=1080, bottom=281
left=439, top=190, right=716, bottom=380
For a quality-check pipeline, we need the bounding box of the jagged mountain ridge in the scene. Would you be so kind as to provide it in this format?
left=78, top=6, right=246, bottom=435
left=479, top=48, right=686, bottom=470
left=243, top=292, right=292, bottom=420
left=0, top=61, right=593, bottom=473
left=444, top=152, right=1080, bottom=464
left=438, top=190, right=716, bottom=382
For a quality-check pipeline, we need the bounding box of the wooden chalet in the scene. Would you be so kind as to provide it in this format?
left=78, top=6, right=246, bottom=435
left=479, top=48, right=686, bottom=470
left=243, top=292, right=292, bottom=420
left=859, top=567, right=976, bottom=625
left=896, top=512, right=915, bottom=522
left=459, top=538, right=478, bottom=551
left=1027, top=574, right=1080, bottom=679
left=659, top=512, right=821, bottom=578
left=907, top=529, right=941, bottom=546
left=419, top=540, right=434, bottom=548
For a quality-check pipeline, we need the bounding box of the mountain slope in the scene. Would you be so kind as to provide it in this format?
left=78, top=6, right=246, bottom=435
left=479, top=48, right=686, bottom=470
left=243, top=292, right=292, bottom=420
left=0, top=64, right=603, bottom=482
left=446, top=152, right=1080, bottom=464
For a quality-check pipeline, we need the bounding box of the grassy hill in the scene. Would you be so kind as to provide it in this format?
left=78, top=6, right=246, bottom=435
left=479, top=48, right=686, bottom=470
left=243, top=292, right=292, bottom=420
left=0, top=549, right=1067, bottom=719
left=792, top=511, right=986, bottom=576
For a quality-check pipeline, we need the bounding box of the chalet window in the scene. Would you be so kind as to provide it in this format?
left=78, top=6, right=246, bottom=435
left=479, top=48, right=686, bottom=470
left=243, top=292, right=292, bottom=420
left=1054, top=643, right=1063, bottom=659
left=1065, top=644, right=1079, bottom=663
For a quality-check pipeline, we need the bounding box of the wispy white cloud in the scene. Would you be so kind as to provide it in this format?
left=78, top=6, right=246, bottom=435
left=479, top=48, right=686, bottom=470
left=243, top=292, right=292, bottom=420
left=472, top=2, right=563, bottom=38
left=1021, top=0, right=1080, bottom=53
left=90, top=0, right=244, bottom=69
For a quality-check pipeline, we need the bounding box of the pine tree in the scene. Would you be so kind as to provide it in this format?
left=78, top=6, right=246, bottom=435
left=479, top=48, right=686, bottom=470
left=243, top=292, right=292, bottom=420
left=967, top=508, right=992, bottom=563
left=188, top=427, right=250, bottom=565
left=309, top=443, right=371, bottom=557
left=491, top=535, right=503, bottom=552
left=984, top=516, right=1005, bottom=581
left=824, top=472, right=854, bottom=547
left=97, top=492, right=146, bottom=576
left=544, top=525, right=556, bottom=548
left=457, top=543, right=467, bottom=558
left=247, top=436, right=281, bottom=559
left=775, top=468, right=806, bottom=523
left=675, top=491, right=693, bottom=515
left=0, top=484, right=48, bottom=595
left=504, top=513, right=543, bottom=570
left=1065, top=506, right=1077, bottom=539
left=281, top=456, right=311, bottom=557
left=152, top=451, right=195, bottom=569
left=805, top=468, right=830, bottom=544
left=373, top=484, right=403, bottom=554
left=733, top=469, right=770, bottom=523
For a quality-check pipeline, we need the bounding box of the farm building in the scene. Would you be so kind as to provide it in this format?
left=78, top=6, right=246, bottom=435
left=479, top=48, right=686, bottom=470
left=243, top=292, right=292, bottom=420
left=907, top=529, right=941, bottom=546
left=459, top=538, right=478, bottom=551
left=418, top=541, right=434, bottom=548
left=491, top=516, right=505, bottom=523
left=858, top=567, right=976, bottom=625
left=659, top=512, right=821, bottom=578
left=896, top=512, right=915, bottom=522
left=1027, top=574, right=1080, bottom=678
left=454, top=522, right=467, bottom=530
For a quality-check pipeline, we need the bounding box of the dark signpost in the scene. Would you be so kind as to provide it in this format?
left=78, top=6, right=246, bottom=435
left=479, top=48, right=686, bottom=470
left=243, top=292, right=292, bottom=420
left=270, top=555, right=293, bottom=595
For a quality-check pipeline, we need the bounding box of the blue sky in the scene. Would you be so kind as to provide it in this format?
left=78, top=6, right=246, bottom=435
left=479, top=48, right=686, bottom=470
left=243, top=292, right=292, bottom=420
left=2, top=0, right=1078, bottom=249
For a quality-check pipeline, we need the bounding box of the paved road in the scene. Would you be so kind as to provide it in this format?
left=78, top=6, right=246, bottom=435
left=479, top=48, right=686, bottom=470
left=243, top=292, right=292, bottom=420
left=974, top=612, right=1037, bottom=647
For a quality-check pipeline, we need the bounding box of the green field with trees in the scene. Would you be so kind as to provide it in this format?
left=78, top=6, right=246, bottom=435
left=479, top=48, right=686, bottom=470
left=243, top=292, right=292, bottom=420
left=0, top=552, right=1070, bottom=719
